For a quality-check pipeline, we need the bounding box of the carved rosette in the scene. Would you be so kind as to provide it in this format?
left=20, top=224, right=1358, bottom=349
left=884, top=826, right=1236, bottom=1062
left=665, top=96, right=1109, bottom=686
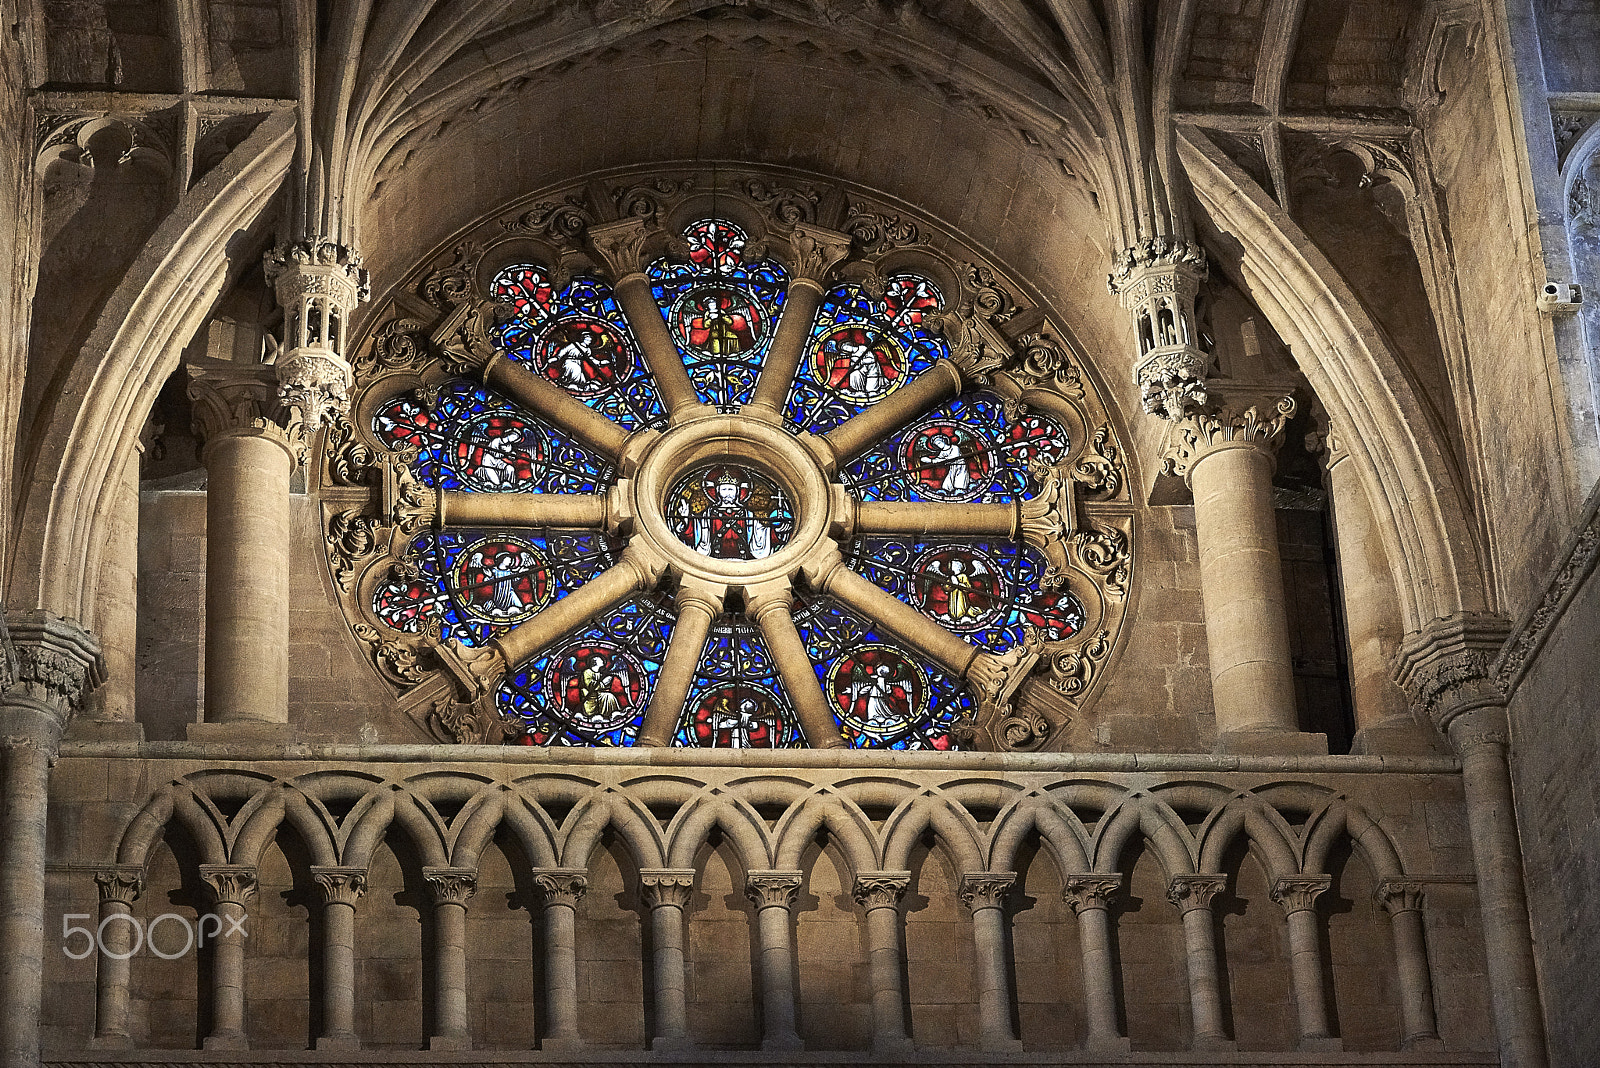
left=745, top=871, right=804, bottom=910
left=1061, top=873, right=1123, bottom=914
left=852, top=871, right=911, bottom=910
left=533, top=869, right=590, bottom=909
left=1108, top=237, right=1210, bottom=421
left=1167, top=874, right=1227, bottom=914
left=1, top=610, right=106, bottom=753
left=94, top=867, right=146, bottom=906
left=424, top=867, right=479, bottom=907
left=640, top=868, right=697, bottom=909
left=958, top=872, right=1016, bottom=912
left=1270, top=875, right=1331, bottom=915
left=1161, top=395, right=1298, bottom=481
left=264, top=238, right=369, bottom=435
left=311, top=867, right=369, bottom=907
left=199, top=865, right=259, bottom=908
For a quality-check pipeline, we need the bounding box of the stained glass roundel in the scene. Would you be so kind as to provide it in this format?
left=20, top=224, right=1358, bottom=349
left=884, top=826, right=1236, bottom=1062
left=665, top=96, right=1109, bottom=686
left=363, top=214, right=1098, bottom=750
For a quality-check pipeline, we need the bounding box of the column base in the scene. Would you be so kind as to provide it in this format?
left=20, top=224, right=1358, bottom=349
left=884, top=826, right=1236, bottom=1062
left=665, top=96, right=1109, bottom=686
left=980, top=1034, right=1024, bottom=1052
left=1086, top=1033, right=1132, bottom=1051
left=1214, top=729, right=1328, bottom=756
left=428, top=1034, right=469, bottom=1051
left=1299, top=1035, right=1344, bottom=1052
left=187, top=721, right=294, bottom=743
left=649, top=1036, right=695, bottom=1051
left=760, top=1034, right=805, bottom=1052
left=1352, top=718, right=1445, bottom=757
left=315, top=1033, right=360, bottom=1051
left=202, top=1030, right=248, bottom=1051
left=66, top=720, right=145, bottom=742
left=740, top=402, right=784, bottom=425
left=88, top=1034, right=135, bottom=1050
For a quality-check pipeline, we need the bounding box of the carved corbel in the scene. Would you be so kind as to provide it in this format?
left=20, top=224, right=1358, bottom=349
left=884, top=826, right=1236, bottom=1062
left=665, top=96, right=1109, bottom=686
left=588, top=216, right=655, bottom=279
left=786, top=221, right=852, bottom=283
left=431, top=637, right=509, bottom=702
left=427, top=689, right=521, bottom=744
left=963, top=628, right=1049, bottom=750
left=1017, top=459, right=1080, bottom=587
left=936, top=310, right=1009, bottom=384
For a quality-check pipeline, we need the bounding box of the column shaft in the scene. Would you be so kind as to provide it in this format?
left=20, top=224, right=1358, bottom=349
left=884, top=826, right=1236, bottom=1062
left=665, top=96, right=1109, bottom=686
left=649, top=904, right=688, bottom=1044
left=322, top=902, right=357, bottom=1044
left=747, top=280, right=825, bottom=418
left=88, top=445, right=140, bottom=723
left=1179, top=907, right=1228, bottom=1043
left=747, top=872, right=803, bottom=1051
left=1285, top=908, right=1332, bottom=1043
left=483, top=356, right=631, bottom=458
left=0, top=743, right=53, bottom=1068
left=823, top=361, right=962, bottom=465
left=863, top=905, right=909, bottom=1051
left=93, top=898, right=136, bottom=1046
left=1388, top=906, right=1440, bottom=1046
left=1077, top=906, right=1121, bottom=1047
left=748, top=588, right=845, bottom=748
left=433, top=902, right=469, bottom=1046
left=638, top=584, right=721, bottom=746
left=818, top=564, right=978, bottom=675
left=543, top=904, right=580, bottom=1046
left=971, top=906, right=1014, bottom=1048
left=613, top=275, right=703, bottom=418
left=206, top=901, right=250, bottom=1049
left=494, top=551, right=658, bottom=668
left=439, top=490, right=607, bottom=529
left=1189, top=444, right=1298, bottom=736
left=855, top=500, right=1016, bottom=538
left=202, top=431, right=293, bottom=724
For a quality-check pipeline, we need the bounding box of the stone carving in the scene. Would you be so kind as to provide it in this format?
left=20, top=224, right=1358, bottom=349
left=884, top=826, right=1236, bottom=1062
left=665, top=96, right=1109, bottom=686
left=1497, top=488, right=1600, bottom=693
left=424, top=868, right=479, bottom=907
left=1008, top=331, right=1085, bottom=397
left=1106, top=236, right=1207, bottom=294
left=351, top=623, right=427, bottom=687
left=1074, top=425, right=1122, bottom=498
left=958, top=873, right=1016, bottom=911
left=610, top=176, right=696, bottom=221
left=421, top=245, right=479, bottom=308
left=1071, top=523, right=1130, bottom=601
left=786, top=222, right=852, bottom=281
left=324, top=413, right=381, bottom=486
left=1017, top=459, right=1079, bottom=584
left=639, top=869, right=697, bottom=909
left=1270, top=875, right=1331, bottom=914
left=852, top=872, right=911, bottom=909
left=352, top=317, right=430, bottom=381
left=311, top=867, right=368, bottom=906
left=1167, top=874, right=1227, bottom=913
left=426, top=693, right=519, bottom=744
left=1376, top=879, right=1425, bottom=915
left=264, top=238, right=369, bottom=433
left=94, top=867, right=145, bottom=906
left=0, top=613, right=15, bottom=694
left=327, top=510, right=383, bottom=592
left=1061, top=874, right=1123, bottom=913
left=1136, top=349, right=1210, bottom=421
left=432, top=296, right=515, bottom=377
left=1161, top=395, right=1298, bottom=480
left=35, top=114, right=173, bottom=175
left=745, top=871, right=804, bottom=910
left=844, top=204, right=920, bottom=253
left=1394, top=613, right=1511, bottom=731
left=588, top=216, right=655, bottom=278
left=744, top=177, right=820, bottom=226
left=1108, top=236, right=1210, bottom=420
left=1048, top=628, right=1112, bottom=703
left=533, top=870, right=589, bottom=908
left=1553, top=111, right=1596, bottom=166
left=965, top=629, right=1048, bottom=749
left=961, top=262, right=1017, bottom=324
left=937, top=311, right=1008, bottom=382
left=2, top=611, right=106, bottom=725
left=186, top=362, right=286, bottom=445
left=501, top=195, right=593, bottom=244
left=198, top=865, right=259, bottom=907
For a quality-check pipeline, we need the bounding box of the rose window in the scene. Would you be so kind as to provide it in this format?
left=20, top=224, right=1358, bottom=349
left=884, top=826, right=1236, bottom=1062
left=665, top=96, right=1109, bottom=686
left=331, top=192, right=1129, bottom=752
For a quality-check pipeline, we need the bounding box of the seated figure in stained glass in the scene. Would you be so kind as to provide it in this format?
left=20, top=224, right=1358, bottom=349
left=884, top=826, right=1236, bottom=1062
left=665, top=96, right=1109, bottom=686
left=668, top=463, right=794, bottom=560
left=692, top=684, right=786, bottom=748
left=915, top=548, right=1004, bottom=631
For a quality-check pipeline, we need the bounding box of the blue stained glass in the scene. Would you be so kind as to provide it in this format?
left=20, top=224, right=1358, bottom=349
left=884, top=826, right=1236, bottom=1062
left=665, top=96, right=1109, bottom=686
left=371, top=529, right=617, bottom=648
left=498, top=593, right=676, bottom=746
left=841, top=392, right=1070, bottom=504
left=491, top=265, right=668, bottom=432
left=674, top=617, right=803, bottom=748
left=372, top=379, right=615, bottom=494
left=647, top=219, right=789, bottom=411
left=792, top=594, right=970, bottom=750
left=784, top=274, right=948, bottom=435
left=848, top=537, right=1086, bottom=651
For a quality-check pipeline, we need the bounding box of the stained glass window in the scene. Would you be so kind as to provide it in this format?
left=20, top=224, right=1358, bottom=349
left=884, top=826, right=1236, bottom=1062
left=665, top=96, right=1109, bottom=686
left=359, top=217, right=1094, bottom=750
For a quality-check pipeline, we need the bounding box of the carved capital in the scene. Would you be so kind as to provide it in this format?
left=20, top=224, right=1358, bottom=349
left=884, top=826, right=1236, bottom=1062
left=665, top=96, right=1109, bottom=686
left=263, top=237, right=368, bottom=307
left=199, top=865, right=258, bottom=908
left=958, top=872, right=1016, bottom=912
left=424, top=867, right=478, bottom=907
left=965, top=633, right=1047, bottom=749
left=275, top=349, right=354, bottom=434
left=1107, top=237, right=1208, bottom=297
left=1017, top=460, right=1079, bottom=583
left=432, top=296, right=515, bottom=379
left=311, top=866, right=368, bottom=907
left=1393, top=614, right=1511, bottom=735
left=186, top=358, right=289, bottom=447
left=1135, top=349, right=1210, bottom=421
left=1161, top=395, right=1297, bottom=480
left=1167, top=874, right=1228, bottom=914
left=588, top=216, right=653, bottom=278
left=533, top=869, right=589, bottom=908
left=640, top=868, right=697, bottom=909
left=936, top=311, right=1008, bottom=384
left=1376, top=879, right=1426, bottom=916
left=94, top=867, right=145, bottom=906
left=786, top=222, right=852, bottom=282
left=852, top=870, right=911, bottom=910
left=1, top=611, right=104, bottom=737
left=742, top=577, right=795, bottom=623
left=745, top=870, right=804, bottom=910
left=431, top=638, right=509, bottom=699
left=1270, top=875, right=1331, bottom=915
left=1061, top=873, right=1123, bottom=914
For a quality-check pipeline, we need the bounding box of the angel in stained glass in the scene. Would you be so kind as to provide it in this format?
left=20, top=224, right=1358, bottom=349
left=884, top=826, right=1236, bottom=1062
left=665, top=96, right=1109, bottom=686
left=845, top=656, right=916, bottom=732
left=686, top=291, right=759, bottom=356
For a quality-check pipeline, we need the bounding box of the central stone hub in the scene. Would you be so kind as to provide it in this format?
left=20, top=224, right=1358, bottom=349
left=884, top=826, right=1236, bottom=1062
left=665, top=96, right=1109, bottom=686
left=630, top=414, right=835, bottom=583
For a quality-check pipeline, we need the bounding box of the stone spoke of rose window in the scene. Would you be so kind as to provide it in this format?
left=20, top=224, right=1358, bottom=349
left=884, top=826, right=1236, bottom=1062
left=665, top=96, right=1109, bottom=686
left=744, top=578, right=846, bottom=748
left=636, top=578, right=727, bottom=746
left=434, top=490, right=611, bottom=531
left=449, top=544, right=669, bottom=692
left=821, top=359, right=970, bottom=466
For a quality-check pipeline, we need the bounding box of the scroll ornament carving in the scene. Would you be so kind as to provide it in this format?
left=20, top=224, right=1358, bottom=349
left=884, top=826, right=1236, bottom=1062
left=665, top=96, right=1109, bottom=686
left=533, top=870, right=589, bottom=908
left=611, top=176, right=696, bottom=222
left=1007, top=331, right=1085, bottom=398
left=352, top=317, right=430, bottom=381
left=1160, top=395, right=1298, bottom=479
left=1048, top=628, right=1112, bottom=703
left=786, top=222, right=852, bottom=282
left=745, top=872, right=804, bottom=910
left=1071, top=524, right=1130, bottom=601
left=421, top=245, right=480, bottom=308
left=350, top=623, right=427, bottom=686
left=964, top=628, right=1049, bottom=750
left=199, top=865, right=259, bottom=907
left=743, top=177, right=821, bottom=226
left=424, top=868, right=479, bottom=907
left=327, top=510, right=383, bottom=592
left=94, top=868, right=145, bottom=906
left=1061, top=874, right=1123, bottom=913
left=433, top=296, right=516, bottom=378
left=962, top=262, right=1017, bottom=324
left=426, top=693, right=520, bottom=744
left=843, top=203, right=920, bottom=253
left=311, top=867, right=368, bottom=907
left=852, top=872, right=911, bottom=910
left=958, top=873, right=1016, bottom=911
left=1270, top=875, right=1331, bottom=915
left=501, top=194, right=593, bottom=245
left=1167, top=874, right=1227, bottom=914
left=1074, top=425, right=1122, bottom=499
left=639, top=869, right=697, bottom=909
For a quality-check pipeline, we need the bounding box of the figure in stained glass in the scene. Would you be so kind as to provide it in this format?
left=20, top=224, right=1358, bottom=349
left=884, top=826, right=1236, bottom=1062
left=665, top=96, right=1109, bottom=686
left=691, top=684, right=786, bottom=748
left=913, top=547, right=1005, bottom=631
left=538, top=319, right=629, bottom=395
left=455, top=538, right=551, bottom=622
left=548, top=643, right=645, bottom=731
left=827, top=645, right=923, bottom=739
left=668, top=463, right=794, bottom=561
left=903, top=421, right=992, bottom=501
left=455, top=413, right=541, bottom=491
left=814, top=325, right=906, bottom=403
left=673, top=287, right=764, bottom=358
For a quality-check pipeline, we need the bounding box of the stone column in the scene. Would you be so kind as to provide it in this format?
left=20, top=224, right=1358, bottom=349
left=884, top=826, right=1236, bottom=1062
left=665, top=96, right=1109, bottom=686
left=822, top=360, right=964, bottom=465
left=589, top=218, right=706, bottom=419
left=1271, top=875, right=1340, bottom=1051
left=745, top=580, right=846, bottom=748
left=186, top=359, right=296, bottom=735
left=745, top=223, right=852, bottom=422
left=1316, top=427, right=1425, bottom=752
left=82, top=444, right=142, bottom=734
left=310, top=867, right=366, bottom=1051
left=199, top=865, right=258, bottom=1050
left=0, top=612, right=104, bottom=1068
left=1166, top=874, right=1232, bottom=1049
left=637, top=580, right=723, bottom=746
left=958, top=873, right=1021, bottom=1052
left=424, top=868, right=477, bottom=1050
left=1376, top=880, right=1442, bottom=1050
left=532, top=869, right=588, bottom=1051
left=1062, top=874, right=1130, bottom=1051
left=639, top=869, right=696, bottom=1050
left=745, top=871, right=804, bottom=1051
left=1396, top=619, right=1548, bottom=1068
left=91, top=867, right=144, bottom=1049
left=852, top=871, right=913, bottom=1053
left=1163, top=398, right=1326, bottom=754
